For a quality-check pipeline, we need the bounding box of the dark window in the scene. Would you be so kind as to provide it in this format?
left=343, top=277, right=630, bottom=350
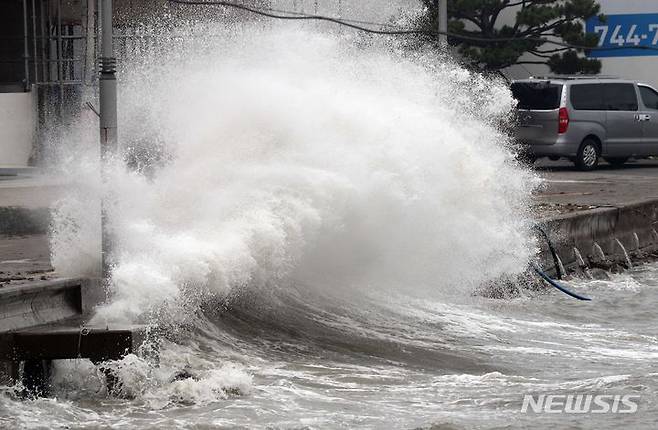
left=0, top=0, right=26, bottom=91
left=639, top=86, right=658, bottom=110
left=511, top=82, right=561, bottom=110
left=603, top=84, right=638, bottom=111
left=570, top=84, right=605, bottom=110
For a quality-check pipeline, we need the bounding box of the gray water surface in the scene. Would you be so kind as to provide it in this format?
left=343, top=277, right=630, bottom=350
left=1, top=263, right=657, bottom=429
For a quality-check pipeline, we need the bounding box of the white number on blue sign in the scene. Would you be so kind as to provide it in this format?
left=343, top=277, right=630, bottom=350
left=596, top=24, right=657, bottom=47
left=587, top=14, right=658, bottom=57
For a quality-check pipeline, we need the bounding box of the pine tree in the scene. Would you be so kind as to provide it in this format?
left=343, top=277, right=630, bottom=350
left=416, top=0, right=603, bottom=74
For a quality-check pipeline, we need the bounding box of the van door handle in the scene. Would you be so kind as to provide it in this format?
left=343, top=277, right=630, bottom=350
left=637, top=114, right=652, bottom=121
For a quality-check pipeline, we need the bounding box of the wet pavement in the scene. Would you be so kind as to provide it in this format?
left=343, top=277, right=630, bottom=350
left=0, top=173, right=65, bottom=209
left=0, top=235, right=54, bottom=288
left=532, top=158, right=658, bottom=218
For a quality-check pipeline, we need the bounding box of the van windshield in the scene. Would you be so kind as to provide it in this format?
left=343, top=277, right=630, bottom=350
left=511, top=82, right=562, bottom=110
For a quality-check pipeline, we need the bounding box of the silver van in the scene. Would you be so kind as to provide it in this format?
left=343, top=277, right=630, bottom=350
left=511, top=77, right=658, bottom=170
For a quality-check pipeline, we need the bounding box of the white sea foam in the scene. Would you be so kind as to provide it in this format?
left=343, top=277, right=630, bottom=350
left=49, top=352, right=252, bottom=408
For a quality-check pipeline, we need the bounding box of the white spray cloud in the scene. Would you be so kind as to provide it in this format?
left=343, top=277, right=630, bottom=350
left=49, top=24, right=538, bottom=323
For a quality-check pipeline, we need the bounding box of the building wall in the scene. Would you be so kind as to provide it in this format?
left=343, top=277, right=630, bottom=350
left=0, top=91, right=35, bottom=166
left=504, top=1, right=658, bottom=89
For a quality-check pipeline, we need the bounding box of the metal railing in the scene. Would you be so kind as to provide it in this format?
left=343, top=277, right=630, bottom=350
left=1, top=0, right=345, bottom=117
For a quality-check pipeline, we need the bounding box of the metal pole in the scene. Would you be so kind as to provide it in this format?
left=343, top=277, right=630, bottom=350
left=438, top=0, right=448, bottom=48
left=99, top=0, right=117, bottom=279
left=31, top=0, right=38, bottom=84
left=23, top=0, right=30, bottom=90
left=40, top=0, right=47, bottom=83
left=82, top=0, right=92, bottom=86
left=30, top=0, right=41, bottom=161
left=100, top=0, right=117, bottom=152
left=57, top=0, right=63, bottom=112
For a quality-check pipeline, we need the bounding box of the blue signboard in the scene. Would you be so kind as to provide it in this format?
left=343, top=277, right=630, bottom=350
left=586, top=13, right=658, bottom=57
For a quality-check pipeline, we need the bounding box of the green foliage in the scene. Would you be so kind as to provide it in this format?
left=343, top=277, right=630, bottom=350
left=415, top=0, right=603, bottom=74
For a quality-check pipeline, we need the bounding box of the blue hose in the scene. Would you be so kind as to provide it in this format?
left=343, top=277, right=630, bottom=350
left=532, top=224, right=563, bottom=280
left=530, top=262, right=592, bottom=301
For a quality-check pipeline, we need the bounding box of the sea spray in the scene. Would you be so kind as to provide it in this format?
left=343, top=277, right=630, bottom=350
left=48, top=23, right=538, bottom=324
left=49, top=345, right=252, bottom=407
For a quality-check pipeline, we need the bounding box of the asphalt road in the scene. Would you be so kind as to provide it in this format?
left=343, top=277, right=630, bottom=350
left=0, top=234, right=53, bottom=286
left=533, top=158, right=658, bottom=217
left=0, top=174, right=65, bottom=208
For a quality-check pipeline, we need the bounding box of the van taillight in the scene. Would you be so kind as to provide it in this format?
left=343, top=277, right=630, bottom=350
left=558, top=107, right=569, bottom=134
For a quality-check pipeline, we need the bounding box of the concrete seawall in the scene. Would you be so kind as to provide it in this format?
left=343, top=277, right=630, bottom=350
left=538, top=199, right=658, bottom=275
left=0, top=207, right=50, bottom=236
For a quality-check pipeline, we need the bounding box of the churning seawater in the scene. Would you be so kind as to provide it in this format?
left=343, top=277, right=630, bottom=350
left=2, top=264, right=658, bottom=429
left=1, top=22, right=656, bottom=429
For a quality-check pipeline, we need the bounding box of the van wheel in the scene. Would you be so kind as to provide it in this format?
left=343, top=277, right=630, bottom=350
left=604, top=157, right=628, bottom=167
left=575, top=139, right=600, bottom=171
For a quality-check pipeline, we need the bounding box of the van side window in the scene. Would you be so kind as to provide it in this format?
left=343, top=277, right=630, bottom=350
left=570, top=84, right=604, bottom=110
left=603, top=84, right=638, bottom=111
left=639, top=86, right=658, bottom=110
left=511, top=82, right=561, bottom=110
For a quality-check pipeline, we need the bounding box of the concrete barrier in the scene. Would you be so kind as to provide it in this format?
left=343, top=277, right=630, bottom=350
left=538, top=199, right=658, bottom=274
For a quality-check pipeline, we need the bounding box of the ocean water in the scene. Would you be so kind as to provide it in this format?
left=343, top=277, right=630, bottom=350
left=1, top=264, right=657, bottom=429
left=1, top=20, right=656, bottom=430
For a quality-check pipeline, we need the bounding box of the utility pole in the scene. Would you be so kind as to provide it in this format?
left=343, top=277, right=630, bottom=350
left=437, top=0, right=448, bottom=48
left=99, top=0, right=117, bottom=279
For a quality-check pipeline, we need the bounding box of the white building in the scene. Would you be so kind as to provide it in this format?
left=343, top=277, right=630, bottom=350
left=506, top=1, right=658, bottom=89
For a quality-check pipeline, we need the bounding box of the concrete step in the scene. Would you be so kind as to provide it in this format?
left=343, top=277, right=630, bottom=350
left=0, top=277, right=102, bottom=332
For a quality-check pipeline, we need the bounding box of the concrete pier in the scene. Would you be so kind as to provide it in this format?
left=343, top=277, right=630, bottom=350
left=0, top=275, right=147, bottom=395
left=1, top=322, right=146, bottom=362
